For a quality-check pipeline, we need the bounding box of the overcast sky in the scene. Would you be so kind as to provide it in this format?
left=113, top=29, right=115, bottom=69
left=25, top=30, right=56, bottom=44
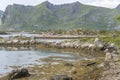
left=0, top=0, right=120, bottom=11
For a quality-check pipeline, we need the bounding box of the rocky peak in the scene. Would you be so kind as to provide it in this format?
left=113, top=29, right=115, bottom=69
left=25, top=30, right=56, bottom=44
left=43, top=1, right=52, bottom=5
left=41, top=1, right=53, bottom=7
left=73, top=1, right=82, bottom=6
left=13, top=4, right=24, bottom=7
left=38, top=1, right=82, bottom=11
left=59, top=1, right=81, bottom=6
left=41, top=1, right=54, bottom=9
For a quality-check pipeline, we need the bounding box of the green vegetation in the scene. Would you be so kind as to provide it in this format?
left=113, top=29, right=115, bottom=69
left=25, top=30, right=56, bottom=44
left=56, top=28, right=120, bottom=48
left=1, top=1, right=120, bottom=31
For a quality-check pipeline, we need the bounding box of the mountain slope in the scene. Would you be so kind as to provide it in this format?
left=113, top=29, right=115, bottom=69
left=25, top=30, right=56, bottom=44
left=0, top=10, right=3, bottom=18
left=0, top=10, right=3, bottom=25
left=1, top=1, right=120, bottom=31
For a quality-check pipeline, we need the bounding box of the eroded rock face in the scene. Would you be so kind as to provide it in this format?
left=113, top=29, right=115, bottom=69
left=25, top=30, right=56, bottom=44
left=51, top=75, right=72, bottom=80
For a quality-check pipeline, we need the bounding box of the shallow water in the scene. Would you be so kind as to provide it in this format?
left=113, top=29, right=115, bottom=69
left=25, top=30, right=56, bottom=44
left=0, top=32, right=38, bottom=38
left=0, top=47, right=78, bottom=75
left=0, top=33, right=69, bottom=43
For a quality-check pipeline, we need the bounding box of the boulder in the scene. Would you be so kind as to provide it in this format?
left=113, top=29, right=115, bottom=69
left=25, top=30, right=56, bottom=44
left=94, top=39, right=103, bottom=48
left=105, top=50, right=119, bottom=62
left=9, top=68, right=30, bottom=80
left=104, top=52, right=113, bottom=62
left=72, top=71, right=77, bottom=74
left=64, top=63, right=74, bottom=67
left=51, top=75, right=72, bottom=80
left=100, top=42, right=108, bottom=51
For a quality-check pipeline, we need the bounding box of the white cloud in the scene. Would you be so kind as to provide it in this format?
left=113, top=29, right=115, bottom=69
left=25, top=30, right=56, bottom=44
left=0, top=0, right=45, bottom=11
left=83, top=0, right=120, bottom=8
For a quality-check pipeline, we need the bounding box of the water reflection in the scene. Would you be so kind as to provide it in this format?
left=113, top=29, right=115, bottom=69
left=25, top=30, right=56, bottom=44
left=0, top=46, right=36, bottom=51
left=0, top=32, right=39, bottom=38
left=0, top=47, right=74, bottom=75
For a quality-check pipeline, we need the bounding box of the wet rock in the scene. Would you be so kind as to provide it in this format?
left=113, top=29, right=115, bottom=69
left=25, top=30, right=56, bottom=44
left=64, top=63, right=74, bottom=67
left=72, top=71, right=77, bottom=74
left=51, top=75, right=72, bottom=80
left=9, top=68, right=30, bottom=80
left=105, top=43, right=118, bottom=53
left=100, top=43, right=108, bottom=51
left=80, top=61, right=96, bottom=66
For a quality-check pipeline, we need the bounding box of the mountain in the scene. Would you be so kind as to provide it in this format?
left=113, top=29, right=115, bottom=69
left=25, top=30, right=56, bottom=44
left=0, top=10, right=3, bottom=18
left=1, top=1, right=120, bottom=31
left=0, top=10, right=3, bottom=25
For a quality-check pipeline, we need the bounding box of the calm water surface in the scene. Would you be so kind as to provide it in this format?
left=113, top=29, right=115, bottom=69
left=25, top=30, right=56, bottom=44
left=0, top=33, right=68, bottom=42
left=0, top=33, right=81, bottom=75
left=0, top=47, right=79, bottom=75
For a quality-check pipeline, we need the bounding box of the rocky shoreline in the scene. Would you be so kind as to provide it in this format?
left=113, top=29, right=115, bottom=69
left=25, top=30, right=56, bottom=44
left=0, top=56, right=105, bottom=80
left=1, top=56, right=120, bottom=80
left=0, top=37, right=120, bottom=80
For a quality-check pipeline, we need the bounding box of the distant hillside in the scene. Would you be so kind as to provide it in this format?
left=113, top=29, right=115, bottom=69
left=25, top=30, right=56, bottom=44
left=1, top=1, right=120, bottom=31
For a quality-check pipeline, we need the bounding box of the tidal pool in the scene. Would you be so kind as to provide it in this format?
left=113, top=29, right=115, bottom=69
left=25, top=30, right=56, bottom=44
left=0, top=47, right=79, bottom=75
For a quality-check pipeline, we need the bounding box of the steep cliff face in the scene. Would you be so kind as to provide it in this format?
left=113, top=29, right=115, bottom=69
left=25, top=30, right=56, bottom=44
left=0, top=10, right=3, bottom=17
left=2, top=4, right=35, bottom=30
left=0, top=10, right=3, bottom=25
left=1, top=1, right=120, bottom=31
